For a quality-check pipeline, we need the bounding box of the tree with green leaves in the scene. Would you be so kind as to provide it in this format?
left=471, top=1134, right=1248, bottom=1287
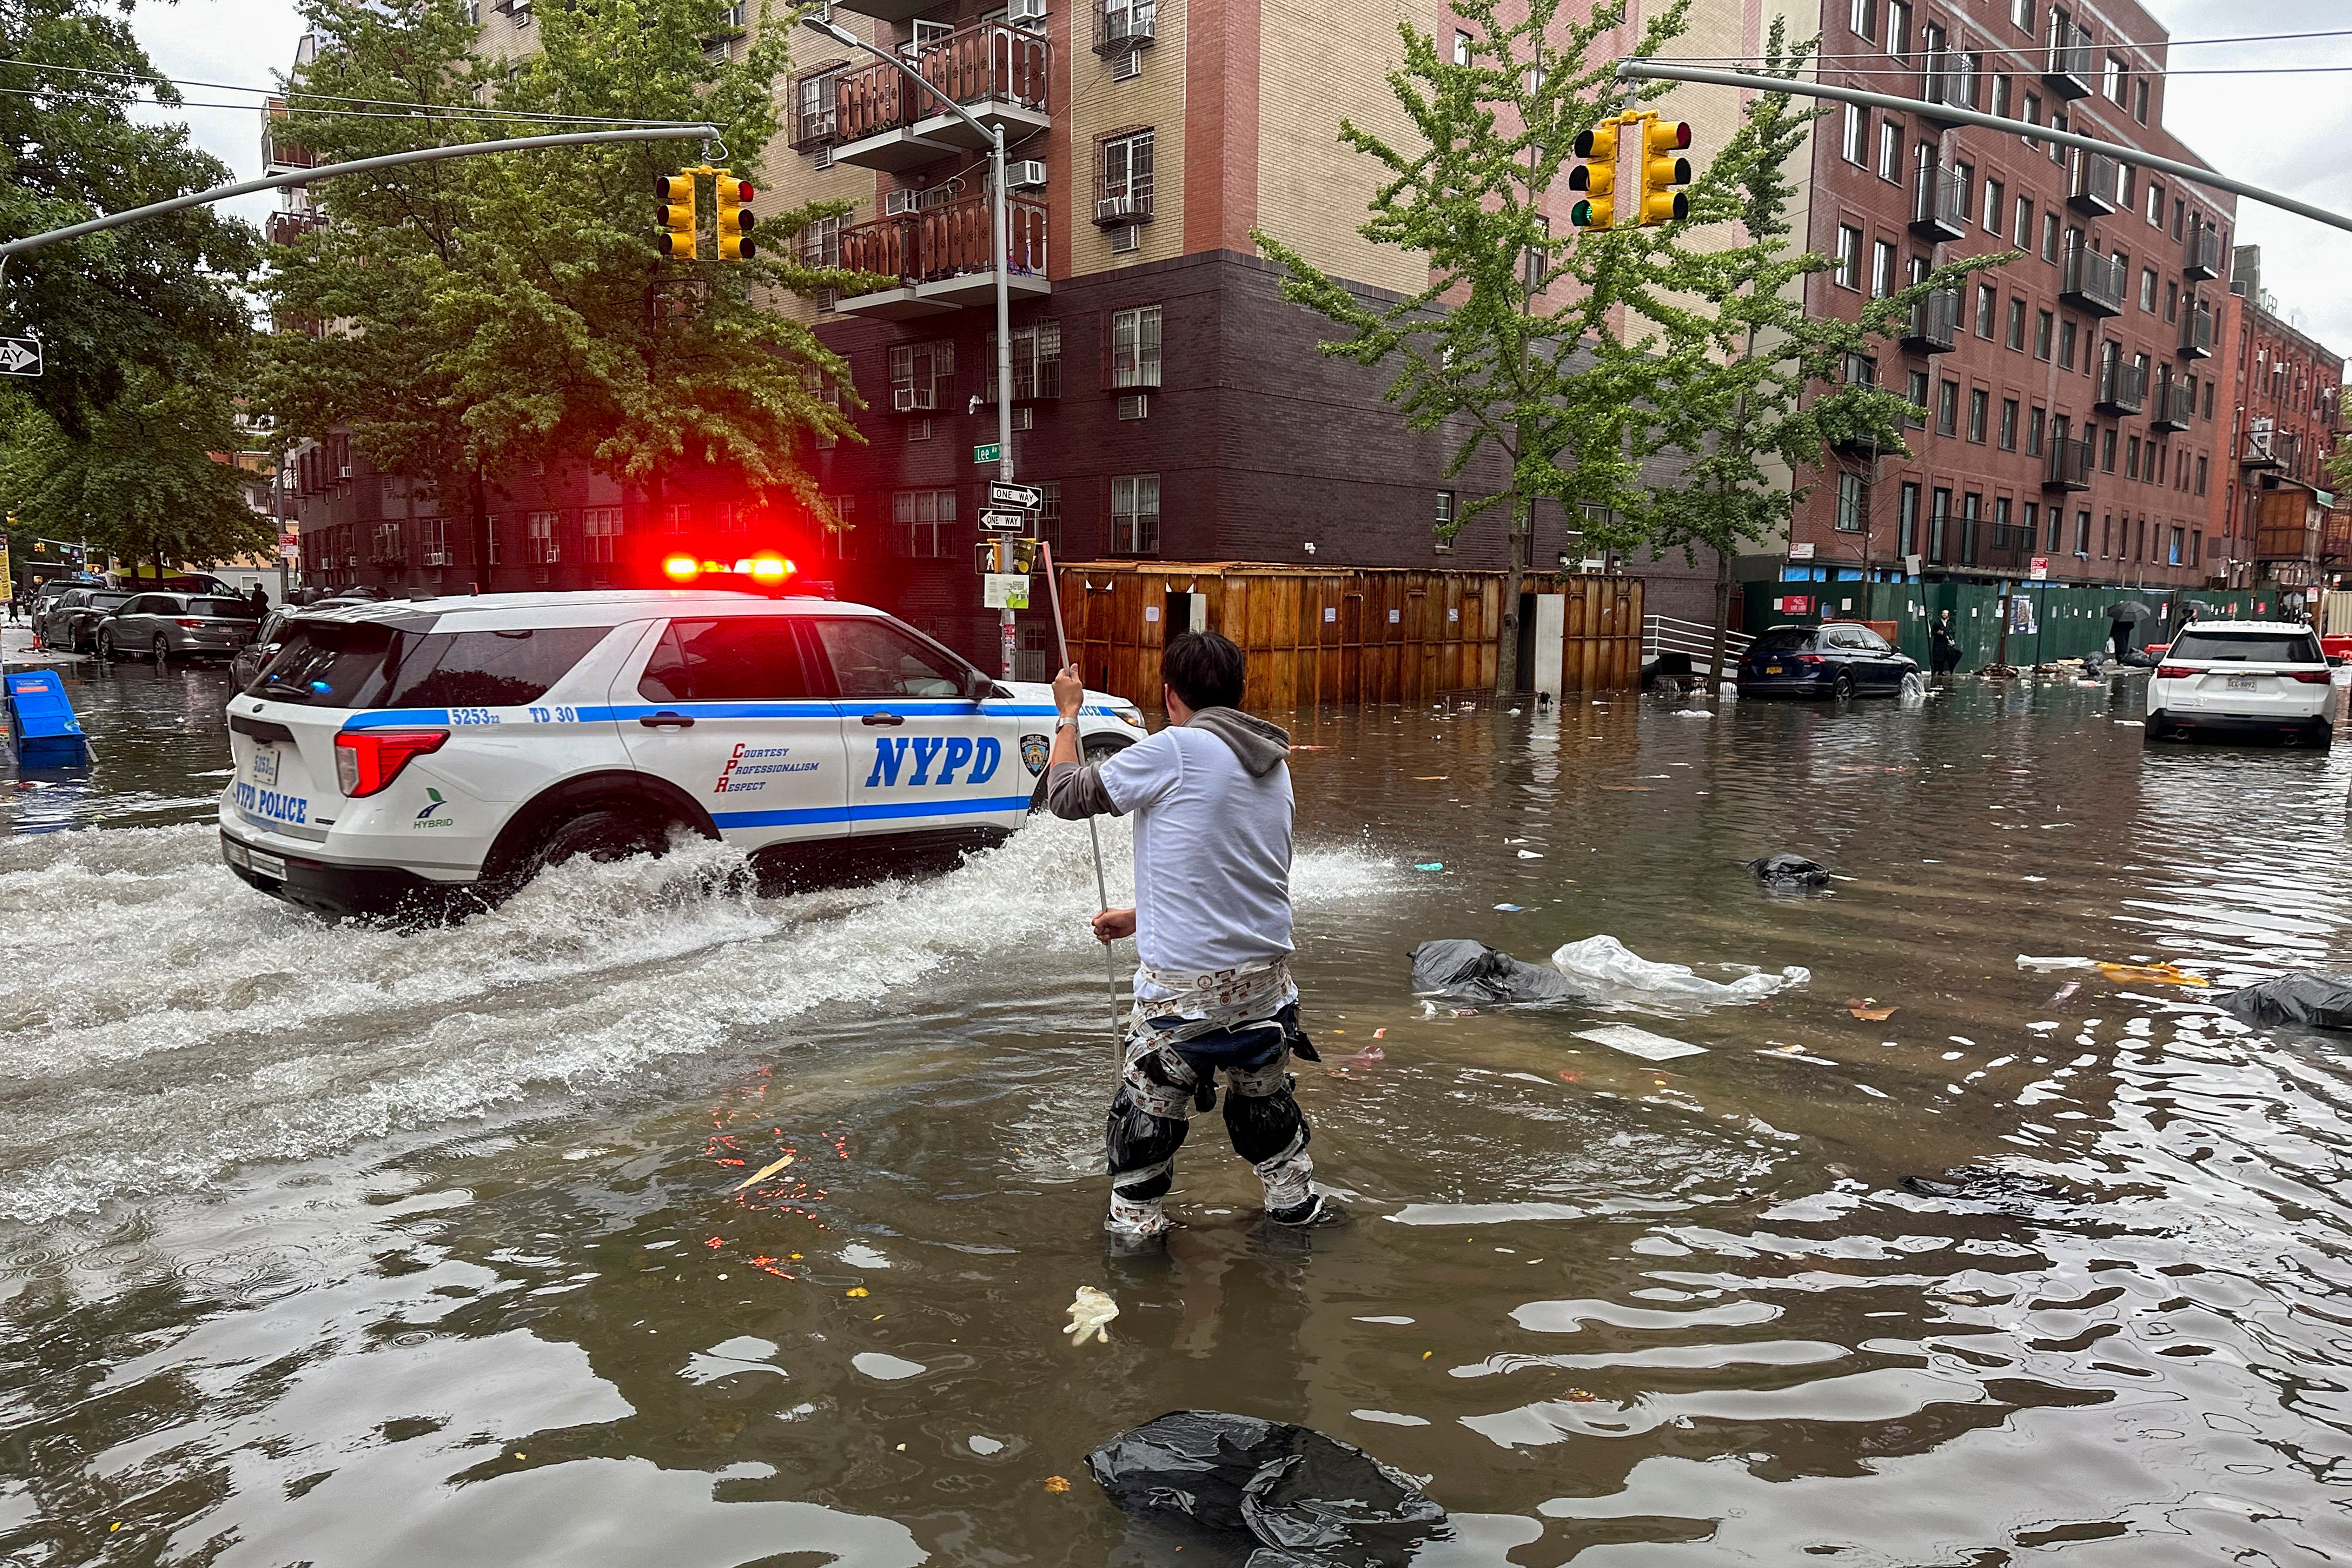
left=1255, top=0, right=1689, bottom=694
left=1593, top=26, right=2011, bottom=689
left=255, top=0, right=865, bottom=578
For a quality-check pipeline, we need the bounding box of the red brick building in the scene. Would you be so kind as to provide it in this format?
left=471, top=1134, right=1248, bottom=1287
left=2210, top=247, right=2347, bottom=590
left=1788, top=0, right=2236, bottom=595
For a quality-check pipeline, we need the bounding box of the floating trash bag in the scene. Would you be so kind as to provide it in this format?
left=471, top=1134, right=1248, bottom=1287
left=1087, top=1410, right=1450, bottom=1566
left=1551, top=934, right=1808, bottom=1006
left=2216, top=973, right=2352, bottom=1033
left=1408, top=939, right=1580, bottom=1006
left=1745, top=853, right=1829, bottom=888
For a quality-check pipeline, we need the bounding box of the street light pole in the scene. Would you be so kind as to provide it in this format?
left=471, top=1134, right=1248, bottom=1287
left=804, top=17, right=1019, bottom=677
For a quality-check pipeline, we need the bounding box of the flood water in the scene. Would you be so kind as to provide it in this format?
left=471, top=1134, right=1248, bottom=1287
left=4, top=657, right=2352, bottom=1565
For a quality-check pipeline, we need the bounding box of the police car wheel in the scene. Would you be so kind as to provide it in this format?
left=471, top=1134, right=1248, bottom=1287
left=525, top=808, right=670, bottom=877
left=1027, top=733, right=1133, bottom=813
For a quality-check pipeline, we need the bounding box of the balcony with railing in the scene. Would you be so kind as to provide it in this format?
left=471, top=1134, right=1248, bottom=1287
left=2180, top=306, right=2214, bottom=359
left=2149, top=378, right=2194, bottom=431
left=831, top=23, right=1050, bottom=172
left=264, top=208, right=323, bottom=247
left=1094, top=0, right=1156, bottom=55
left=1909, top=166, right=1966, bottom=242
left=2045, top=18, right=2094, bottom=99
left=2185, top=225, right=2222, bottom=281
left=1902, top=287, right=1960, bottom=353
left=2060, top=240, right=2125, bottom=317
left=2094, top=359, right=2144, bottom=416
left=2241, top=425, right=2295, bottom=470
left=261, top=106, right=315, bottom=176
left=1918, top=49, right=1975, bottom=128
left=2045, top=436, right=2093, bottom=490
left=2068, top=151, right=2119, bottom=215
left=833, top=192, right=1051, bottom=319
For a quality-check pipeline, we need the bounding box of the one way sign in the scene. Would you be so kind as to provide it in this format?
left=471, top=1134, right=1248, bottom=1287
left=0, top=337, right=41, bottom=377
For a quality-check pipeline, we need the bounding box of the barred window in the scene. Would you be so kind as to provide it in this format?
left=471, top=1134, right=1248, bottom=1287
left=1111, top=473, right=1160, bottom=555
left=892, top=488, right=958, bottom=558
left=583, top=506, right=623, bottom=565
left=1111, top=305, right=1161, bottom=388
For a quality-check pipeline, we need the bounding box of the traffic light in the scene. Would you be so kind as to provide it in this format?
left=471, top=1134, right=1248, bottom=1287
left=714, top=173, right=757, bottom=261
left=655, top=171, right=698, bottom=258
left=1636, top=115, right=1692, bottom=226
left=1569, top=121, right=1617, bottom=232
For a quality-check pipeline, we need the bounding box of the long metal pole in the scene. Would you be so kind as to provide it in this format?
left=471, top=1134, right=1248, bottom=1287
left=1041, top=541, right=1127, bottom=1052
left=991, top=124, right=1018, bottom=681
left=0, top=123, right=720, bottom=261
left=1613, top=60, right=2352, bottom=236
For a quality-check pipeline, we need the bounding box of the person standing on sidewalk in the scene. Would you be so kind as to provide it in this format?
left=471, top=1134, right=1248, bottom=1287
left=1045, top=631, right=1335, bottom=1243
left=1930, top=609, right=1962, bottom=678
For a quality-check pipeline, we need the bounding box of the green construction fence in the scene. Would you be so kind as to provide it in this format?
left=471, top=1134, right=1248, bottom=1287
left=1741, top=580, right=2278, bottom=669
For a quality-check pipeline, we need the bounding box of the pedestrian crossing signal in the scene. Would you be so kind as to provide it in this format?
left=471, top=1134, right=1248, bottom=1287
left=1569, top=122, right=1616, bottom=231
left=714, top=174, right=757, bottom=261
left=655, top=172, right=698, bottom=257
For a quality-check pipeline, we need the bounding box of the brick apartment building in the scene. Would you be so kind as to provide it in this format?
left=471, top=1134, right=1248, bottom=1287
left=2211, top=245, right=2348, bottom=590
left=1786, top=0, right=2246, bottom=596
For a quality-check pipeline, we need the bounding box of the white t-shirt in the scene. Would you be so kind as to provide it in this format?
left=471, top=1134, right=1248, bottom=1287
left=1097, top=724, right=1294, bottom=1001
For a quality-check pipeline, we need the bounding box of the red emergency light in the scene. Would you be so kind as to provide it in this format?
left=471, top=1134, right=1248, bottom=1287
left=660, top=550, right=797, bottom=590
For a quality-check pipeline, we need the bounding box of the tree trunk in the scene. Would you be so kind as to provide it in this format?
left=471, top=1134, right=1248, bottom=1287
left=1708, top=546, right=1733, bottom=692
left=1495, top=497, right=1528, bottom=698
left=469, top=465, right=490, bottom=595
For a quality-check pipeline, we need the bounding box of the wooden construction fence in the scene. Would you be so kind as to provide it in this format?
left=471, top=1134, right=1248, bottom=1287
left=1053, top=561, right=1643, bottom=709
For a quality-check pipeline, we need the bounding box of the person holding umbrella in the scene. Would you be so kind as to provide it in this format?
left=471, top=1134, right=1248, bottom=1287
left=2105, top=599, right=2153, bottom=660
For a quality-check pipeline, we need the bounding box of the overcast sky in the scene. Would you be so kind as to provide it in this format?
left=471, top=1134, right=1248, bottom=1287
left=126, top=0, right=2352, bottom=367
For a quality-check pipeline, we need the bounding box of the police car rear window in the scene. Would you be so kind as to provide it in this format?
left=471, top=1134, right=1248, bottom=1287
left=256, top=623, right=610, bottom=708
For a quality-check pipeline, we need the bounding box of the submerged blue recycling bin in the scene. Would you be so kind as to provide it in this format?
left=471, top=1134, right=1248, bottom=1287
left=6, top=669, right=89, bottom=764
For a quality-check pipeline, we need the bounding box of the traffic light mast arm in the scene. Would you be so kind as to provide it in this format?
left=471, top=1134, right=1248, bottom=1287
left=1613, top=60, right=2352, bottom=237
left=0, top=123, right=722, bottom=262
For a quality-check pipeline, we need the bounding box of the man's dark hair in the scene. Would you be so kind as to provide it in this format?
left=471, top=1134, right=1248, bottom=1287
left=1162, top=630, right=1245, bottom=711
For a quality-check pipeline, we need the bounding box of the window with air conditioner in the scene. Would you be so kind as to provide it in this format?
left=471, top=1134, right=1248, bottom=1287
left=888, top=340, right=952, bottom=412
left=1112, top=305, right=1161, bottom=388
left=1010, top=406, right=1035, bottom=431
left=1098, top=128, right=1154, bottom=224
left=583, top=506, right=623, bottom=565
left=1116, top=393, right=1149, bottom=421
left=893, top=489, right=958, bottom=558
left=1111, top=473, right=1160, bottom=555
left=418, top=517, right=449, bottom=566
left=1112, top=48, right=1140, bottom=80
left=796, top=68, right=840, bottom=145
left=527, top=510, right=559, bottom=565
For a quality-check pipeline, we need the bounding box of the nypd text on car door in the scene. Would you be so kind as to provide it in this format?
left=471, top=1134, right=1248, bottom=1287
left=807, top=615, right=1027, bottom=836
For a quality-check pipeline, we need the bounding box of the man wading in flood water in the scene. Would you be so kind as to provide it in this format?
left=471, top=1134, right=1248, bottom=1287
left=1047, top=631, right=1336, bottom=1243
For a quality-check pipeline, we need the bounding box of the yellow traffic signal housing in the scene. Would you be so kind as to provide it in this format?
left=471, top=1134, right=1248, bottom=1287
left=655, top=171, right=698, bottom=257
left=1637, top=116, right=1693, bottom=226
left=714, top=172, right=757, bottom=261
left=1569, top=121, right=1617, bottom=231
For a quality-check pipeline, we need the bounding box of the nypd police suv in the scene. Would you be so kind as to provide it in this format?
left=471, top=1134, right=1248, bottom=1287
left=217, top=589, right=1145, bottom=917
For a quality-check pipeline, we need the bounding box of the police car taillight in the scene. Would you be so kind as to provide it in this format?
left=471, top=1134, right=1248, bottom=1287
left=335, top=729, right=449, bottom=797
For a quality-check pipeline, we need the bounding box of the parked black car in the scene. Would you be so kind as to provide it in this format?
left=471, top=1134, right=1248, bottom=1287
left=94, top=592, right=261, bottom=663
left=37, top=588, right=132, bottom=652
left=1737, top=622, right=1919, bottom=698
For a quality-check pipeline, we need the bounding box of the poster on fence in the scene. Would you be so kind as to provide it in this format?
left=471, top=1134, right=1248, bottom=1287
left=2010, top=595, right=2038, bottom=635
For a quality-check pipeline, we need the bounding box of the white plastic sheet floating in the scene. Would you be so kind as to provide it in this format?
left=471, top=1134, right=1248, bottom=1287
left=1575, top=1024, right=1707, bottom=1061
left=2016, top=955, right=2097, bottom=971
left=1551, top=935, right=1809, bottom=1006
left=1065, top=1285, right=1120, bottom=1345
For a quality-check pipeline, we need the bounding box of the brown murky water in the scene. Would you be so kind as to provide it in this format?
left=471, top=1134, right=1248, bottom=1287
left=4, top=665, right=2351, bottom=1564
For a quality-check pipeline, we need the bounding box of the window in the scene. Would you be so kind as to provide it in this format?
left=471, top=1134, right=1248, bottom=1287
left=2100, top=426, right=2117, bottom=472
left=1111, top=473, right=1160, bottom=555
left=2000, top=397, right=2019, bottom=449
left=1929, top=487, right=1951, bottom=561
left=1898, top=481, right=1920, bottom=557
left=2174, top=200, right=2187, bottom=240
left=1872, top=239, right=1897, bottom=299
left=526, top=509, right=559, bottom=564
left=1936, top=379, right=1959, bottom=435
left=1843, top=104, right=1867, bottom=165
left=1100, top=128, right=1155, bottom=225
left=2167, top=526, right=2183, bottom=566
left=1993, top=496, right=2013, bottom=545
left=583, top=506, right=622, bottom=566
left=2023, top=90, right=2041, bottom=141
left=1983, top=178, right=2003, bottom=233
left=1878, top=119, right=1902, bottom=180
left=1850, top=0, right=1875, bottom=38
left=813, top=617, right=968, bottom=700
left=2140, top=268, right=2157, bottom=312
left=2058, top=319, right=2076, bottom=370
left=640, top=618, right=816, bottom=703
left=801, top=212, right=840, bottom=271
left=2011, top=0, right=2032, bottom=30
left=2190, top=528, right=2201, bottom=565
left=2041, top=212, right=2059, bottom=261
left=1992, top=75, right=2010, bottom=120
left=1954, top=160, right=1973, bottom=218
left=985, top=320, right=1063, bottom=401
left=891, top=488, right=958, bottom=558
left=1843, top=351, right=1877, bottom=386
left=1434, top=490, right=1455, bottom=538
left=887, top=340, right=953, bottom=411
left=2027, top=405, right=2045, bottom=455
left=2104, top=54, right=2123, bottom=102
left=1454, top=30, right=1470, bottom=64
left=1976, top=283, right=1996, bottom=337
left=2146, top=181, right=2163, bottom=226
left=2126, top=435, right=2140, bottom=480
left=1834, top=225, right=1862, bottom=289
left=1888, top=0, right=1911, bottom=56
left=1905, top=370, right=1929, bottom=428
left=1967, top=387, right=1988, bottom=443
left=1960, top=493, right=1981, bottom=564
left=1112, top=305, right=1163, bottom=388
left=2164, top=280, right=2178, bottom=323
left=2005, top=297, right=2025, bottom=350
left=2134, top=77, right=2149, bottom=124
left=2034, top=310, right=2053, bottom=359
left=2025, top=502, right=2042, bottom=548
left=1836, top=470, right=1867, bottom=531
left=2013, top=196, right=2031, bottom=249
left=2195, top=455, right=2207, bottom=495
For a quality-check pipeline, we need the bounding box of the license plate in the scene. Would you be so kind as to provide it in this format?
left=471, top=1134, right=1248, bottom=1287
left=250, top=746, right=279, bottom=787
left=1764, top=665, right=1783, bottom=675
left=249, top=848, right=286, bottom=881
left=2227, top=674, right=2258, bottom=691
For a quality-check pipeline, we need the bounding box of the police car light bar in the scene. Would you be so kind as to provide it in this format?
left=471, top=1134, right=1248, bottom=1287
left=661, top=552, right=797, bottom=589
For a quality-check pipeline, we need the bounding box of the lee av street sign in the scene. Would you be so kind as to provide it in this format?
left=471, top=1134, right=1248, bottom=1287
left=972, top=442, right=1003, bottom=464
left=978, top=509, right=1027, bottom=533
left=0, top=337, right=41, bottom=377
left=988, top=480, right=1043, bottom=510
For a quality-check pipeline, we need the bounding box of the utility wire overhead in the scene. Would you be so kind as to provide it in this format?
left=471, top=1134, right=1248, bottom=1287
left=1641, top=28, right=2352, bottom=65
left=0, top=55, right=701, bottom=126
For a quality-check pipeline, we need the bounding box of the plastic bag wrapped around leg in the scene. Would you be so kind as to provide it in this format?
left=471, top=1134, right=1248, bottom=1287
left=2216, top=973, right=2352, bottom=1032
left=1086, top=1411, right=1450, bottom=1565
left=1408, top=939, right=1581, bottom=1005
left=1550, top=934, right=1808, bottom=1006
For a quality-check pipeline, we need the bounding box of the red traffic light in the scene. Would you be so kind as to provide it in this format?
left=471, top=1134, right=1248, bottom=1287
left=726, top=180, right=753, bottom=203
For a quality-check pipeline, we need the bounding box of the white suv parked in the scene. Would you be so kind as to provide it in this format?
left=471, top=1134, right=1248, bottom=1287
left=2147, top=621, right=2335, bottom=747
left=218, top=590, right=1145, bottom=918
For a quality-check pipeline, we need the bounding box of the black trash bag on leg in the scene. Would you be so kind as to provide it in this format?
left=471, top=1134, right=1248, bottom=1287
left=1087, top=1411, right=1450, bottom=1566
